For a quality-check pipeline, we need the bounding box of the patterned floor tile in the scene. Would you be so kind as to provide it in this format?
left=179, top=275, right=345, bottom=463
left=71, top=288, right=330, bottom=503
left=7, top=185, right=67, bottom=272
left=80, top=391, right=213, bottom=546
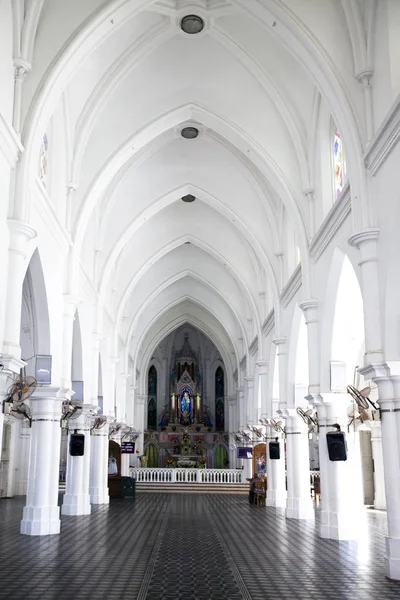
left=0, top=494, right=400, bottom=599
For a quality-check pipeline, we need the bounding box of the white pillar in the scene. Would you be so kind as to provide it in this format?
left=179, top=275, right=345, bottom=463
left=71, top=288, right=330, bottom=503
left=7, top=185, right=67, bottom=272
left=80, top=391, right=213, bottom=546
left=135, top=395, right=145, bottom=457
left=121, top=454, right=130, bottom=476
left=266, top=428, right=286, bottom=508
left=0, top=356, right=26, bottom=463
left=273, top=337, right=287, bottom=408
left=228, top=396, right=237, bottom=469
left=245, top=376, right=255, bottom=425
left=20, top=388, right=64, bottom=536
left=61, top=296, right=81, bottom=391
left=237, top=387, right=245, bottom=430
left=299, top=301, right=320, bottom=397
left=370, top=373, right=400, bottom=579
left=370, top=421, right=386, bottom=510
left=284, top=410, right=314, bottom=519
left=2, top=221, right=36, bottom=358
left=256, top=361, right=268, bottom=420
left=317, top=395, right=363, bottom=540
left=89, top=420, right=109, bottom=505
left=62, top=405, right=94, bottom=516
left=348, top=230, right=383, bottom=365
left=90, top=333, right=103, bottom=406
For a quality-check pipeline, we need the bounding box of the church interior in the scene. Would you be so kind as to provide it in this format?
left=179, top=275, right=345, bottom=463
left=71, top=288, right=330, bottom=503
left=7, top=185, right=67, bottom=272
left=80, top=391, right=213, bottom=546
left=1, top=1, right=400, bottom=598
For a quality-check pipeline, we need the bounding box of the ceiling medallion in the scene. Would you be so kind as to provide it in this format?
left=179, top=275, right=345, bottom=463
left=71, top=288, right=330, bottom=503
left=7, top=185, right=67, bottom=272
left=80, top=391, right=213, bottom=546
left=182, top=195, right=196, bottom=203
left=181, top=126, right=199, bottom=139
left=180, top=14, right=204, bottom=35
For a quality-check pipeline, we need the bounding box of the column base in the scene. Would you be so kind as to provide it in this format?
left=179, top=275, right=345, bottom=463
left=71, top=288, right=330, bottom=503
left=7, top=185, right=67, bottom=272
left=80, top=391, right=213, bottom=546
left=385, top=537, right=400, bottom=580
left=266, top=490, right=287, bottom=508
left=286, top=497, right=314, bottom=520
left=61, top=493, right=91, bottom=516
left=89, top=486, right=109, bottom=505
left=319, top=510, right=359, bottom=540
left=20, top=505, right=60, bottom=536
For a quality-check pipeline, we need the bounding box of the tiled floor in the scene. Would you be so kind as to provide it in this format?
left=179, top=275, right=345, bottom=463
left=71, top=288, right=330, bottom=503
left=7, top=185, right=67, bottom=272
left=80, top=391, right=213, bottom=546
left=1, top=494, right=400, bottom=599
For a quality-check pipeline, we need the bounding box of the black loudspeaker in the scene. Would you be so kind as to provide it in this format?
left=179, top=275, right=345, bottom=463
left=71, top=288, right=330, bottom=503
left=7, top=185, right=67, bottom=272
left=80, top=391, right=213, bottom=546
left=269, top=441, right=280, bottom=460
left=70, top=433, right=85, bottom=456
left=326, top=431, right=347, bottom=461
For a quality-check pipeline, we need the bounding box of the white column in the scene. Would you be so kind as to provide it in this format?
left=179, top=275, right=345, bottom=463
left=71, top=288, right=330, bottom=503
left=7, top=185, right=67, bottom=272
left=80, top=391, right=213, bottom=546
left=370, top=373, right=400, bottom=579
left=284, top=410, right=314, bottom=519
left=0, top=356, right=26, bottom=463
left=121, top=453, right=130, bottom=476
left=370, top=421, right=386, bottom=510
left=256, top=361, right=268, bottom=420
left=266, top=428, right=286, bottom=508
left=317, top=395, right=363, bottom=540
left=89, top=420, right=109, bottom=505
left=2, top=221, right=36, bottom=358
left=20, top=388, right=64, bottom=535
left=299, top=301, right=320, bottom=397
left=228, top=396, right=237, bottom=469
left=61, top=295, right=81, bottom=390
left=348, top=230, right=383, bottom=365
left=273, top=337, right=287, bottom=408
left=245, top=376, right=255, bottom=425
left=135, top=395, right=145, bottom=458
left=62, top=405, right=94, bottom=516
left=237, top=387, right=244, bottom=430
left=90, top=333, right=103, bottom=406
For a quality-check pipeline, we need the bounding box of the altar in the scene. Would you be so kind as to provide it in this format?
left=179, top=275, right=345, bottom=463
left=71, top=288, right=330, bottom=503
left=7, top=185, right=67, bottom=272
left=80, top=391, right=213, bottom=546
left=143, top=331, right=229, bottom=469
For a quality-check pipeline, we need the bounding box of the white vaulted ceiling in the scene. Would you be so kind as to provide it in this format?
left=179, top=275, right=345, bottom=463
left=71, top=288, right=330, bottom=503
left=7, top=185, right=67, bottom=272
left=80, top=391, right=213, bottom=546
left=20, top=0, right=367, bottom=374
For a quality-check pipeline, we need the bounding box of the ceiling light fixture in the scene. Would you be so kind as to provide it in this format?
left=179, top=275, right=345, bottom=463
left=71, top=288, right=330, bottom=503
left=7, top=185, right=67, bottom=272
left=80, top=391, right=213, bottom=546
left=182, top=194, right=196, bottom=203
left=180, top=14, right=204, bottom=35
left=181, top=126, right=199, bottom=139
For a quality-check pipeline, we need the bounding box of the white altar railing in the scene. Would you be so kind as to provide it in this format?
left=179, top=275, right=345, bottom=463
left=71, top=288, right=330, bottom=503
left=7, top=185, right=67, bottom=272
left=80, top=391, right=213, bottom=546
left=131, top=467, right=245, bottom=484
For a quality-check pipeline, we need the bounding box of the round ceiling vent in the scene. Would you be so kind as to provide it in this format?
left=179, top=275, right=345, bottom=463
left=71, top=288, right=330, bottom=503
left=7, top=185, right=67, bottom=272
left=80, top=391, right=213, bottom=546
left=180, top=15, right=204, bottom=35
left=181, top=126, right=199, bottom=139
left=182, top=194, right=196, bottom=203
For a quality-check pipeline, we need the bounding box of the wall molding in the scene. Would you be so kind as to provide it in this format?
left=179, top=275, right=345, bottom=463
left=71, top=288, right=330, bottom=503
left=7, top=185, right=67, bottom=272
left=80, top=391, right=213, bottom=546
left=364, top=93, right=400, bottom=176
left=249, top=335, right=258, bottom=356
left=309, top=183, right=351, bottom=261
left=280, top=264, right=302, bottom=308
left=0, top=112, right=23, bottom=168
left=262, top=309, right=275, bottom=336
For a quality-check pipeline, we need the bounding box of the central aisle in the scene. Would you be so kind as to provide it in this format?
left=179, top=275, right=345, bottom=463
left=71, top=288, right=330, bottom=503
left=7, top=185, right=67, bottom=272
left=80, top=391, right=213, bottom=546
left=0, top=493, right=399, bottom=599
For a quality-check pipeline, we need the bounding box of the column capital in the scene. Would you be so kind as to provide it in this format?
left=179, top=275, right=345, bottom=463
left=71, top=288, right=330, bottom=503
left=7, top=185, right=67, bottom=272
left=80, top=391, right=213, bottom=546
left=136, top=395, right=146, bottom=405
left=299, top=299, right=318, bottom=313
left=348, top=228, right=379, bottom=248
left=244, top=376, right=254, bottom=385
left=228, top=396, right=237, bottom=407
left=256, top=360, right=268, bottom=367
left=355, top=68, right=373, bottom=86
left=272, top=336, right=286, bottom=346
left=7, top=219, right=36, bottom=254
left=348, top=229, right=380, bottom=265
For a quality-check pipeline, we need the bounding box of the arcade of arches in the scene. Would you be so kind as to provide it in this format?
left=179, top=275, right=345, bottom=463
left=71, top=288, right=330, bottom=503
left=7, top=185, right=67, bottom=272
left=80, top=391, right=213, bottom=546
left=1, top=0, right=400, bottom=587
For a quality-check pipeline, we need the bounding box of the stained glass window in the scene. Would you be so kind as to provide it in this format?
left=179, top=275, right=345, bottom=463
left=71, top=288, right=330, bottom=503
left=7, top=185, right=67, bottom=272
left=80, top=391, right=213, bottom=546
left=215, top=366, right=224, bottom=431
left=147, top=365, right=157, bottom=429
left=39, top=133, right=49, bottom=187
left=333, top=129, right=346, bottom=199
